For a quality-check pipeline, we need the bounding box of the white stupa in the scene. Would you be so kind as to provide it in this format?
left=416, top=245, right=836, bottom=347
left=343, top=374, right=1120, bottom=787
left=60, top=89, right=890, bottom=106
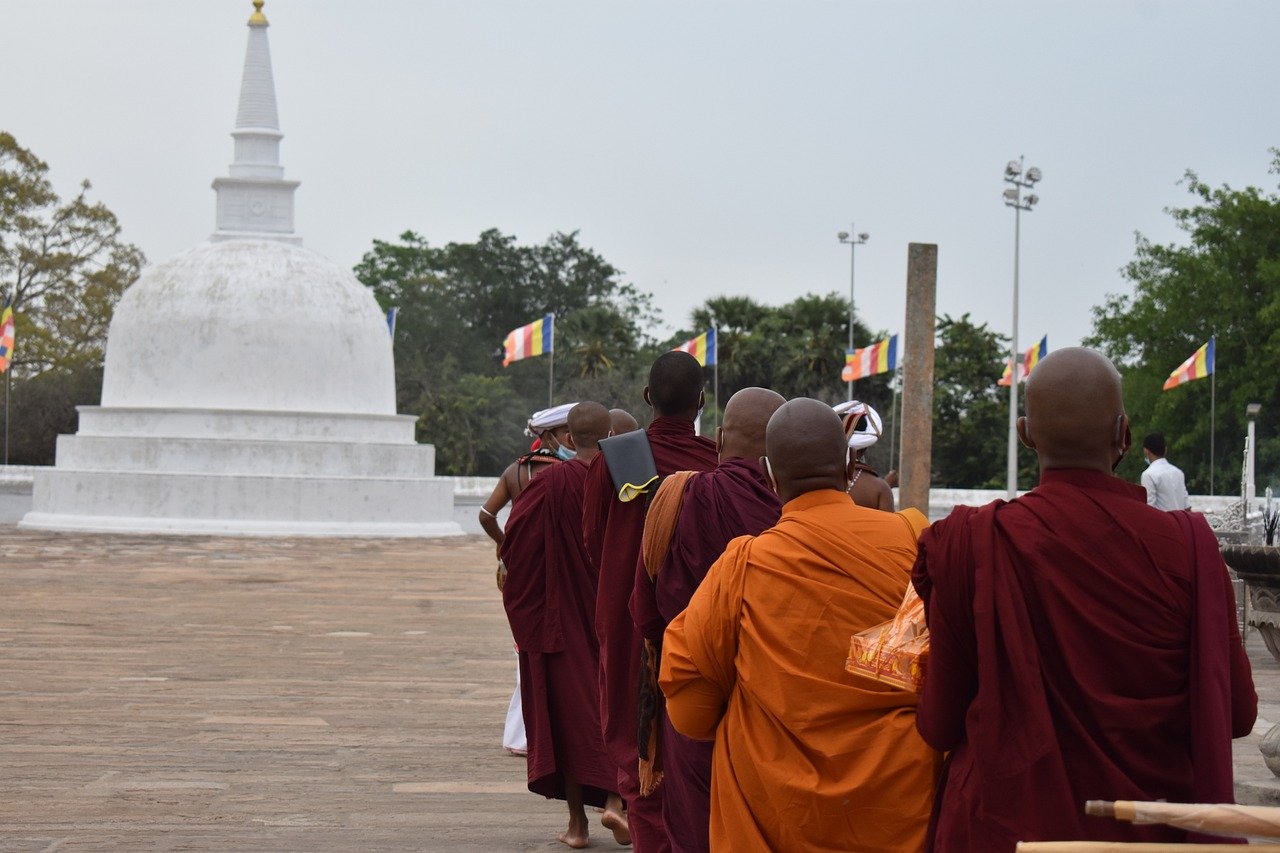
left=21, top=1, right=461, bottom=536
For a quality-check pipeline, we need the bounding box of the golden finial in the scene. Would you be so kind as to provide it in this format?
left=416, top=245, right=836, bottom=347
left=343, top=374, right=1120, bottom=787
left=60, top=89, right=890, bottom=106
left=248, top=0, right=268, bottom=26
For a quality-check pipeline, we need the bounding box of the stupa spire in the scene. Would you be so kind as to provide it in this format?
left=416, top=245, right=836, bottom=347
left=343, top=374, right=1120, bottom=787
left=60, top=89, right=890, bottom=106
left=211, top=0, right=301, bottom=244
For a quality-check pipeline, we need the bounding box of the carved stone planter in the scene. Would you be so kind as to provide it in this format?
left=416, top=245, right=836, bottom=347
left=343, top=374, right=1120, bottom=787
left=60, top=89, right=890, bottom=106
left=1221, top=545, right=1280, bottom=663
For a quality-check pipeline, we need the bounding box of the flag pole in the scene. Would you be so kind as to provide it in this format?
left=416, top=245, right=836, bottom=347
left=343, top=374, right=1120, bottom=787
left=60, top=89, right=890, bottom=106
left=3, top=361, right=10, bottom=465
left=888, top=368, right=900, bottom=475
left=3, top=294, right=12, bottom=466
left=713, top=324, right=720, bottom=433
left=1209, top=335, right=1216, bottom=496
left=548, top=313, right=555, bottom=408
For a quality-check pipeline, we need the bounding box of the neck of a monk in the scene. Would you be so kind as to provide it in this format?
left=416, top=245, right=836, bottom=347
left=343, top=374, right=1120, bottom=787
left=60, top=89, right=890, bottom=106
left=778, top=477, right=844, bottom=504
left=576, top=447, right=600, bottom=464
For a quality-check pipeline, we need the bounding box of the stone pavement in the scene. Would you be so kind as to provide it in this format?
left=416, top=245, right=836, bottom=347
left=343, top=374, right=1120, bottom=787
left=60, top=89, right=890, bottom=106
left=0, top=531, right=629, bottom=852
left=1, top=530, right=1277, bottom=851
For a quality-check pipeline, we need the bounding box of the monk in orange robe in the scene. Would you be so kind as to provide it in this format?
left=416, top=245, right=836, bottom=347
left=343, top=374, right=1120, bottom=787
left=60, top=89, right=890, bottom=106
left=501, top=402, right=629, bottom=848
left=913, top=348, right=1257, bottom=851
left=660, top=397, right=938, bottom=852
left=630, top=387, right=785, bottom=853
left=583, top=352, right=719, bottom=852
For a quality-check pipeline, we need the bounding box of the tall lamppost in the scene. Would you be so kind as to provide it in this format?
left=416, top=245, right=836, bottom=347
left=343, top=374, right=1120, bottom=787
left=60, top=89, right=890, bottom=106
left=838, top=227, right=869, bottom=401
left=1002, top=157, right=1041, bottom=499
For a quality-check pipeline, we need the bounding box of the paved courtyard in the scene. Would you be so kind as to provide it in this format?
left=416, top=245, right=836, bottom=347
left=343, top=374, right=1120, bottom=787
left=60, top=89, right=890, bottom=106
left=0, top=531, right=628, bottom=852
left=1, top=529, right=1277, bottom=851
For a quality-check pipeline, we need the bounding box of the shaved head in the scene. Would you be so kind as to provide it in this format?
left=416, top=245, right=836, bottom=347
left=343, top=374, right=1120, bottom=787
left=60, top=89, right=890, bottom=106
left=764, top=398, right=848, bottom=503
left=609, top=408, right=639, bottom=435
left=567, top=401, right=612, bottom=458
left=719, top=387, right=785, bottom=462
left=1020, top=347, right=1130, bottom=473
left=645, top=351, right=705, bottom=419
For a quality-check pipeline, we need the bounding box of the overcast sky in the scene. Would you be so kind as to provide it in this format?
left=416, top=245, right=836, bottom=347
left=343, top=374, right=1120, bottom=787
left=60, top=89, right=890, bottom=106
left=5, top=1, right=1278, bottom=355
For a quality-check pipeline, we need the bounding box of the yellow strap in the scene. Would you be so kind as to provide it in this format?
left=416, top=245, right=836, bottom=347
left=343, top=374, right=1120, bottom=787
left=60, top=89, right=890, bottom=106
left=618, top=475, right=660, bottom=503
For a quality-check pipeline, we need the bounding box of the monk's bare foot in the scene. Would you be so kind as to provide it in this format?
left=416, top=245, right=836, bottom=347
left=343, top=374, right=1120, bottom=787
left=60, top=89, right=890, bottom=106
left=558, top=829, right=589, bottom=849
left=601, top=808, right=630, bottom=846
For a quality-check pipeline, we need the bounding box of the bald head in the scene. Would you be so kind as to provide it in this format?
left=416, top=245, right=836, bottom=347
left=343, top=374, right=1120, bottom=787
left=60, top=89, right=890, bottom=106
left=567, top=401, right=612, bottom=460
left=764, top=398, right=848, bottom=503
left=719, top=387, right=785, bottom=463
left=1021, top=347, right=1130, bottom=473
left=609, top=408, right=639, bottom=435
left=646, top=351, right=705, bottom=419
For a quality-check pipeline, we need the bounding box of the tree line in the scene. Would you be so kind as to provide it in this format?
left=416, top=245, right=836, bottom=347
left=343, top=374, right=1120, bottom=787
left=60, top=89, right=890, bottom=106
left=3, top=129, right=1276, bottom=494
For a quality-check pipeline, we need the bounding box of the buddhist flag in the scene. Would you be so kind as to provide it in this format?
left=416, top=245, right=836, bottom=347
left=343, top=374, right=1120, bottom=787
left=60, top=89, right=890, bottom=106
left=385, top=307, right=398, bottom=337
left=503, top=314, right=554, bottom=366
left=842, top=335, right=898, bottom=382
left=674, top=328, right=717, bottom=366
left=1163, top=337, right=1215, bottom=390
left=0, top=295, right=14, bottom=374
left=998, top=335, right=1048, bottom=387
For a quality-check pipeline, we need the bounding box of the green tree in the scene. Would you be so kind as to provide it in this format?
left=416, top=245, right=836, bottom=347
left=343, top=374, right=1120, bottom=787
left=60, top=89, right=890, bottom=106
left=355, top=228, right=657, bottom=474
left=1087, top=152, right=1280, bottom=494
left=931, top=314, right=1028, bottom=488
left=0, top=132, right=145, bottom=377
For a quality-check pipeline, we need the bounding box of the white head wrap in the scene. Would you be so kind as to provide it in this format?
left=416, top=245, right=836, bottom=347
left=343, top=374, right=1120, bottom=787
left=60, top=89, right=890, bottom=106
left=832, top=400, right=883, bottom=450
left=526, top=402, right=578, bottom=437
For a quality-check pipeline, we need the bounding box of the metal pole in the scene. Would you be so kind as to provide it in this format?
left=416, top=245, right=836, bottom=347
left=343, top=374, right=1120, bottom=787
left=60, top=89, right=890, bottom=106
left=847, top=228, right=857, bottom=402
left=888, top=369, right=900, bottom=475
left=1210, top=366, right=1216, bottom=496
left=1007, top=199, right=1021, bottom=499
left=3, top=365, right=10, bottom=465
left=713, top=324, right=720, bottom=433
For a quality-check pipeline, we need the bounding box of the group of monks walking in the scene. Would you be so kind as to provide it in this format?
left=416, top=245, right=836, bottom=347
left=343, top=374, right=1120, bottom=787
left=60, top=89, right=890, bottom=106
left=483, top=347, right=1258, bottom=852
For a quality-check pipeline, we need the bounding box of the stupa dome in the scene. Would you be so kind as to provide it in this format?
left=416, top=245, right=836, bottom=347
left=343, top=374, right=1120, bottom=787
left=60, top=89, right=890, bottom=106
left=100, top=239, right=395, bottom=415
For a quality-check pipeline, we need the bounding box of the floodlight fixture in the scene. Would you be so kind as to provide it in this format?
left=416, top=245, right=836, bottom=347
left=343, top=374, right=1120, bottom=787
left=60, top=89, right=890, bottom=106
left=1025, top=193, right=1039, bottom=207
left=1003, top=188, right=1019, bottom=203
left=838, top=231, right=850, bottom=241
left=1005, top=159, right=1022, bottom=179
left=1026, top=167, right=1042, bottom=184
left=858, top=232, right=870, bottom=242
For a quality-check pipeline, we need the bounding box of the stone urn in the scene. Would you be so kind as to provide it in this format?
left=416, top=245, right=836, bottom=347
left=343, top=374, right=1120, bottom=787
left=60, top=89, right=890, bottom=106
left=1220, top=544, right=1280, bottom=779
left=1221, top=544, right=1280, bottom=663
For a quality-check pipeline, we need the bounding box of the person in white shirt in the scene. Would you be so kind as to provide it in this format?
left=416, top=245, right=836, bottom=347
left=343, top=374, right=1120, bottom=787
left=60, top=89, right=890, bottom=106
left=1141, top=432, right=1190, bottom=511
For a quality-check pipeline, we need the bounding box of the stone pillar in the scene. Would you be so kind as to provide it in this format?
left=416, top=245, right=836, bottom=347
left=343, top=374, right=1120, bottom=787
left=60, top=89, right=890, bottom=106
left=900, top=243, right=937, bottom=516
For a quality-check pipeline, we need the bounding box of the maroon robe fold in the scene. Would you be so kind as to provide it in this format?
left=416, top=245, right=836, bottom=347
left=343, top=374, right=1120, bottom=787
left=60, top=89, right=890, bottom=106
left=629, top=456, right=781, bottom=853
left=501, top=457, right=616, bottom=806
left=583, top=416, right=717, bottom=851
left=912, top=468, right=1257, bottom=853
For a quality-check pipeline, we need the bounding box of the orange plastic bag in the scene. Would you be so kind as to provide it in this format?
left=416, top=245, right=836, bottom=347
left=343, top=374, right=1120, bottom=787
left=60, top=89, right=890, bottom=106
left=845, top=584, right=929, bottom=692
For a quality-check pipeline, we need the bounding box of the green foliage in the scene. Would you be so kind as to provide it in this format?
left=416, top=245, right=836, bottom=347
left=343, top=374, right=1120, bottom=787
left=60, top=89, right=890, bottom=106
left=5, top=363, right=103, bottom=465
left=0, top=131, right=145, bottom=377
left=681, top=292, right=895, bottom=468
left=355, top=228, right=658, bottom=474
left=1087, top=151, right=1280, bottom=494
left=931, top=314, right=1033, bottom=488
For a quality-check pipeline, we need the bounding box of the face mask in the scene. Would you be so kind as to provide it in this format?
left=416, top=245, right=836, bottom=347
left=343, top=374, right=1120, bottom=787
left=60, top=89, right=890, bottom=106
left=556, top=446, right=577, bottom=461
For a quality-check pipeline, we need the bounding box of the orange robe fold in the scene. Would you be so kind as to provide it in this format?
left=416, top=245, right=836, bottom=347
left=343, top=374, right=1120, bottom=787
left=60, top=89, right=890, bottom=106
left=660, top=489, right=938, bottom=852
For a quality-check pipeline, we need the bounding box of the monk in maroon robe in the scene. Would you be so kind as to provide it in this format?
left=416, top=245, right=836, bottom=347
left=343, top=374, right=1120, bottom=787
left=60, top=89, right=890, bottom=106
left=583, top=352, right=719, bottom=852
left=913, top=348, right=1257, bottom=852
left=502, top=402, right=629, bottom=849
left=629, top=387, right=784, bottom=853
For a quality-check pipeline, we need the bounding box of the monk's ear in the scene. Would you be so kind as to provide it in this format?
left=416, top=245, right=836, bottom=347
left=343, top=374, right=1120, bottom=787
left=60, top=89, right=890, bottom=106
left=564, top=432, right=578, bottom=451
left=1016, top=416, right=1035, bottom=450
left=642, top=386, right=652, bottom=409
left=715, top=427, right=724, bottom=456
left=1113, top=414, right=1131, bottom=471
